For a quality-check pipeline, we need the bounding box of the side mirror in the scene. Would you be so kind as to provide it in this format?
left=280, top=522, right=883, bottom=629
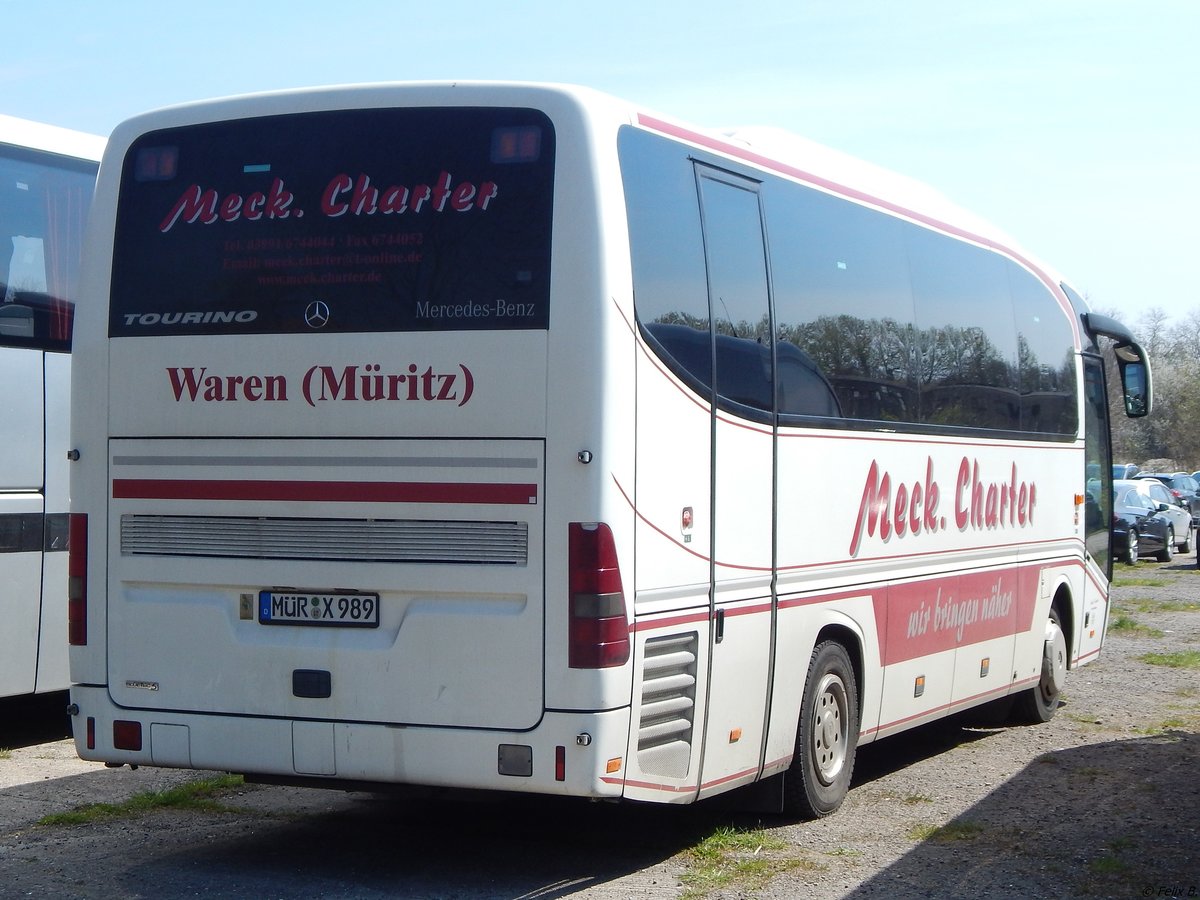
left=1120, top=359, right=1150, bottom=417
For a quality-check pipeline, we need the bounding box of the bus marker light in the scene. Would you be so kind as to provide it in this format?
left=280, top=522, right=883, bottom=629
left=86, top=717, right=96, bottom=750
left=491, top=126, right=542, bottom=163
left=729, top=727, right=742, bottom=743
left=68, top=514, right=88, bottom=645
left=979, top=657, right=990, bottom=678
left=914, top=675, right=926, bottom=698
left=606, top=757, right=622, bottom=774
left=555, top=746, right=566, bottom=782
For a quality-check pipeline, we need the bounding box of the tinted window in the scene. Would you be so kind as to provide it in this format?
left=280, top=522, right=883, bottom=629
left=698, top=169, right=773, bottom=416
left=110, top=108, right=554, bottom=336
left=1010, top=266, right=1077, bottom=434
left=771, top=186, right=915, bottom=423
left=0, top=144, right=96, bottom=351
left=620, top=128, right=711, bottom=391
left=620, top=126, right=1079, bottom=439
left=906, top=227, right=1019, bottom=430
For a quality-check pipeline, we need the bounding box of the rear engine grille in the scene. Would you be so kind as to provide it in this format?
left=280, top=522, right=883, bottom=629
left=120, top=515, right=528, bottom=565
left=637, top=632, right=698, bottom=778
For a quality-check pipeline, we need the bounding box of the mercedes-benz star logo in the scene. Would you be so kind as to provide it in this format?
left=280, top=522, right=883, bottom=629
left=304, top=300, right=330, bottom=329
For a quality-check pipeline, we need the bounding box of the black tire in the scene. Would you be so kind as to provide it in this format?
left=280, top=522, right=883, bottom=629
left=1180, top=526, right=1192, bottom=554
left=1014, top=607, right=1066, bottom=723
left=1125, top=529, right=1139, bottom=565
left=782, top=641, right=859, bottom=819
left=1158, top=527, right=1175, bottom=562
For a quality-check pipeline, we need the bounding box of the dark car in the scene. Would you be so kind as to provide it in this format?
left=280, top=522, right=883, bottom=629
left=1113, top=463, right=1141, bottom=480
left=1136, top=473, right=1200, bottom=527
left=1112, top=481, right=1173, bottom=564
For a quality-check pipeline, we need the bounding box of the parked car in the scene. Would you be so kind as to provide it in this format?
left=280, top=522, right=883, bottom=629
left=1136, top=472, right=1200, bottom=527
left=1112, top=481, right=1173, bottom=564
left=1113, top=463, right=1141, bottom=480
left=1126, top=478, right=1193, bottom=552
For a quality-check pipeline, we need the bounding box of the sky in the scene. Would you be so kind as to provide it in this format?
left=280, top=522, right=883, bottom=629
left=3, top=0, right=1196, bottom=331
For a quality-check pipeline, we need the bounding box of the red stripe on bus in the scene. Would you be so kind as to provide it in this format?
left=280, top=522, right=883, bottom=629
left=112, top=478, right=538, bottom=505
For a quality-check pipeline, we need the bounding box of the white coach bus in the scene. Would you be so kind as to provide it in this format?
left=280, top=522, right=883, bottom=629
left=0, top=114, right=101, bottom=701
left=67, top=83, right=1150, bottom=818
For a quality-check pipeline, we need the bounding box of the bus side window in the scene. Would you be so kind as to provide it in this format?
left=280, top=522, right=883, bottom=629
left=776, top=339, right=841, bottom=418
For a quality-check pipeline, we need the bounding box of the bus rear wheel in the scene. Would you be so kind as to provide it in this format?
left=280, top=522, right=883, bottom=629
left=1014, top=607, right=1066, bottom=723
left=782, top=641, right=859, bottom=819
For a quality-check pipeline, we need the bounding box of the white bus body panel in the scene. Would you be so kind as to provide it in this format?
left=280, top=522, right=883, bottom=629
left=107, top=435, right=546, bottom=729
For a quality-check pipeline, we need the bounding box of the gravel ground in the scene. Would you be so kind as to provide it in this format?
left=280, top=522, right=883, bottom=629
left=1, top=559, right=1197, bottom=898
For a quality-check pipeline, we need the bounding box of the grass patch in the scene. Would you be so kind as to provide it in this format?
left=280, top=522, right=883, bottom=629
left=0, top=748, right=11, bottom=761
left=1132, top=716, right=1200, bottom=735
left=1107, top=614, right=1164, bottom=637
left=1089, top=854, right=1131, bottom=876
left=38, top=774, right=245, bottom=826
left=907, top=820, right=986, bottom=843
left=827, top=847, right=863, bottom=858
left=1139, top=650, right=1200, bottom=669
left=1120, top=596, right=1200, bottom=614
left=1110, top=576, right=1168, bottom=588
left=876, top=789, right=934, bottom=805
left=679, top=824, right=819, bottom=898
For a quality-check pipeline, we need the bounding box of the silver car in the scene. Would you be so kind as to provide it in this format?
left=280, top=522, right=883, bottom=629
left=1123, top=478, right=1193, bottom=554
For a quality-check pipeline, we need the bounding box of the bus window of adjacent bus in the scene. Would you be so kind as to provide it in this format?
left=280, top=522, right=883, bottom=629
left=0, top=146, right=95, bottom=351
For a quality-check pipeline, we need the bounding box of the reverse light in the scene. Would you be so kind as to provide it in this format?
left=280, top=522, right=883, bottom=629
left=68, top=514, right=87, bottom=645
left=568, top=522, right=630, bottom=668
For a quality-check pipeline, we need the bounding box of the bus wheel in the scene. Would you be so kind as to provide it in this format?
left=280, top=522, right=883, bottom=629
left=1014, top=608, right=1066, bottom=724
left=783, top=641, right=859, bottom=819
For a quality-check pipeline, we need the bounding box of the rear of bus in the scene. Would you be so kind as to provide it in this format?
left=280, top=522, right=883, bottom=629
left=69, top=84, right=639, bottom=795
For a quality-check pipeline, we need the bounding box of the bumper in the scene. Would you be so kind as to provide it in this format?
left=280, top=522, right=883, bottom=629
left=69, top=685, right=631, bottom=799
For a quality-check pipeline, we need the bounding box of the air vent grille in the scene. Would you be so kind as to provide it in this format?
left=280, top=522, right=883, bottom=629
left=120, top=515, right=528, bottom=565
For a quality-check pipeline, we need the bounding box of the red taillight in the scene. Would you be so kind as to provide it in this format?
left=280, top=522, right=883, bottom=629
left=68, top=514, right=87, bottom=646
left=568, top=522, right=630, bottom=668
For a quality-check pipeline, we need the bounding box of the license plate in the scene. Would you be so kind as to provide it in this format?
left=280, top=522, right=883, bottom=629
left=258, top=590, right=380, bottom=627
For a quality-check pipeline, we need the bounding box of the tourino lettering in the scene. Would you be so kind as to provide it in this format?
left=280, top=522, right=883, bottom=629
left=123, top=310, right=258, bottom=327
left=165, top=362, right=476, bottom=408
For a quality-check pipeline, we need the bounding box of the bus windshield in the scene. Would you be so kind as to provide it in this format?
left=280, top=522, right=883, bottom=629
left=110, top=107, right=554, bottom=337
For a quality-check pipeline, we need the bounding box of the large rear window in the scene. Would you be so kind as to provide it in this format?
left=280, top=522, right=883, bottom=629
left=110, top=107, right=554, bottom=336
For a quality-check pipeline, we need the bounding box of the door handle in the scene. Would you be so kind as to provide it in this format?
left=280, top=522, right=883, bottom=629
left=714, top=608, right=725, bottom=644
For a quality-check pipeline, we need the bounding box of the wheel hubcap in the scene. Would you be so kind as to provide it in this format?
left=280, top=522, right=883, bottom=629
left=812, top=673, right=849, bottom=784
left=1043, top=618, right=1067, bottom=696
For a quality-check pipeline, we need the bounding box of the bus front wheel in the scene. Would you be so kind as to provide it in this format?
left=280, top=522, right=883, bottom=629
left=782, top=640, right=859, bottom=819
left=1014, top=607, right=1066, bottom=724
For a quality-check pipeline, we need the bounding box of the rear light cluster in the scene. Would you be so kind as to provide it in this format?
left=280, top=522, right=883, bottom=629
left=68, top=514, right=87, bottom=645
left=568, top=522, right=630, bottom=668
